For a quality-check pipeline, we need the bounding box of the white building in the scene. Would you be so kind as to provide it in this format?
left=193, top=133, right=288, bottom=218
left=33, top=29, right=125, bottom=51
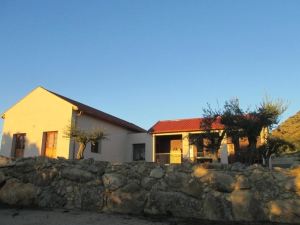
left=0, top=87, right=153, bottom=162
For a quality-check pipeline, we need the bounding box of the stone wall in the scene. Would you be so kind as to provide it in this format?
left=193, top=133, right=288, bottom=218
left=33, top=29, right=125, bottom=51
left=0, top=156, right=299, bottom=223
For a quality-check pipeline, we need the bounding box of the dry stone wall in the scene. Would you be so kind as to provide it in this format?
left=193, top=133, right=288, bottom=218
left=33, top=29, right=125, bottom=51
left=0, top=156, right=299, bottom=223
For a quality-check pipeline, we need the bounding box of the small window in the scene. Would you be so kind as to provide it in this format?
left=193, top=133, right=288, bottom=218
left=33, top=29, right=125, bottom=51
left=91, top=141, right=101, bottom=153
left=133, top=143, right=145, bottom=161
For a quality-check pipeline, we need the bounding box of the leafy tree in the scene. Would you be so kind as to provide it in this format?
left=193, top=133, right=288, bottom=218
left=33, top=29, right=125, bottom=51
left=258, top=135, right=296, bottom=166
left=64, top=124, right=105, bottom=159
left=196, top=97, right=287, bottom=164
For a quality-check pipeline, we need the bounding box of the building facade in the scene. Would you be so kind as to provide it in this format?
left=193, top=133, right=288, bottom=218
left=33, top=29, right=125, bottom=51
left=0, top=87, right=153, bottom=162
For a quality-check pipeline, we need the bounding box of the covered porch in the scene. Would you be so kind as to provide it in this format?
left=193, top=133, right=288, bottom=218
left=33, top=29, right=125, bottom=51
left=154, top=134, right=183, bottom=164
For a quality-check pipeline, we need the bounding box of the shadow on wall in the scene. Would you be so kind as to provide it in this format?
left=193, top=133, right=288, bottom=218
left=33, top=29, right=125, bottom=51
left=0, top=132, right=39, bottom=158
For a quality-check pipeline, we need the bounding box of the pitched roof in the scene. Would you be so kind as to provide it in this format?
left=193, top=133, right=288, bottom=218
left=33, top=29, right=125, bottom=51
left=45, top=88, right=146, bottom=133
left=149, top=118, right=224, bottom=134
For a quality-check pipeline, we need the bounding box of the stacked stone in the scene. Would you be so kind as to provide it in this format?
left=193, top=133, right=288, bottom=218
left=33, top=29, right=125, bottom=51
left=0, top=156, right=299, bottom=223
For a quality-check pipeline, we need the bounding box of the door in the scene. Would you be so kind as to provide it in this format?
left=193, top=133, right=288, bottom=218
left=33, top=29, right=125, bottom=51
left=13, top=133, right=26, bottom=158
left=170, top=139, right=182, bottom=164
left=44, top=131, right=58, bottom=158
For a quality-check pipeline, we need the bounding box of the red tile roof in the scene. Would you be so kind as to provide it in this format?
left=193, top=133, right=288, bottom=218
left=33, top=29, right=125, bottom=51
left=149, top=118, right=224, bottom=134
left=47, top=89, right=146, bottom=133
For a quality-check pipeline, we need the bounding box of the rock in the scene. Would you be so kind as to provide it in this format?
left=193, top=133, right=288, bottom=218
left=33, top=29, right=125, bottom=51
left=284, top=176, right=300, bottom=192
left=80, top=185, right=104, bottom=210
left=105, top=190, right=146, bottom=214
left=253, top=174, right=279, bottom=200
left=181, top=178, right=204, bottom=198
left=164, top=172, right=189, bottom=189
left=0, top=178, right=37, bottom=206
left=230, top=190, right=266, bottom=221
left=103, top=173, right=126, bottom=191
left=231, top=162, right=246, bottom=171
left=0, top=155, right=12, bottom=166
left=192, top=165, right=209, bottom=178
left=268, top=199, right=300, bottom=223
left=37, top=187, right=66, bottom=208
left=144, top=191, right=202, bottom=218
left=149, top=167, right=164, bottom=179
left=235, top=175, right=251, bottom=190
left=201, top=171, right=235, bottom=193
left=203, top=193, right=232, bottom=220
left=141, top=177, right=157, bottom=191
left=61, top=168, right=94, bottom=182
left=0, top=171, right=6, bottom=185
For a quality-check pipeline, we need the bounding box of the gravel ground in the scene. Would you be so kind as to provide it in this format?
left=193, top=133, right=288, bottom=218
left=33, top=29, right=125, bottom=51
left=0, top=209, right=294, bottom=225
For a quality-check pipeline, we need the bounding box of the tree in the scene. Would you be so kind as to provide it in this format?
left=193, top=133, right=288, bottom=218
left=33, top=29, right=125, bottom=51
left=197, top=97, right=287, bottom=164
left=64, top=124, right=105, bottom=159
left=258, top=135, right=296, bottom=166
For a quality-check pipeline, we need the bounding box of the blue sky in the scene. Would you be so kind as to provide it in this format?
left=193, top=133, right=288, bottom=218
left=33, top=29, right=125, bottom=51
left=0, top=0, right=300, bottom=132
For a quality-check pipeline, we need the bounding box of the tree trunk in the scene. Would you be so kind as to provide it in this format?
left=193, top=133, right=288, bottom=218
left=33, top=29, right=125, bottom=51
left=76, top=142, right=86, bottom=160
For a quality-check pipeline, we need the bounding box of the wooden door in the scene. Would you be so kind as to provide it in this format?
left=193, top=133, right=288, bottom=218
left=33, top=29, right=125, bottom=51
left=13, top=134, right=26, bottom=158
left=44, top=131, right=58, bottom=158
left=170, top=140, right=182, bottom=164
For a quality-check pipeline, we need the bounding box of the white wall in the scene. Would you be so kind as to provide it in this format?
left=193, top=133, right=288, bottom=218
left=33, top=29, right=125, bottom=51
left=74, top=114, right=132, bottom=162
left=127, top=133, right=153, bottom=162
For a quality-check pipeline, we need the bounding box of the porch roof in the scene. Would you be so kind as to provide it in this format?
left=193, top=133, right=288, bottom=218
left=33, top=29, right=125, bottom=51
left=149, top=118, right=224, bottom=134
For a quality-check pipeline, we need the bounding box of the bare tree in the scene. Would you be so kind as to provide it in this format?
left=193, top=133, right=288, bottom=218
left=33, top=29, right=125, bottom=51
left=64, top=124, right=106, bottom=159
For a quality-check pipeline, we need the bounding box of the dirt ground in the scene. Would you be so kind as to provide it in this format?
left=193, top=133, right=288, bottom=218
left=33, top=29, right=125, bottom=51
left=0, top=209, right=294, bottom=225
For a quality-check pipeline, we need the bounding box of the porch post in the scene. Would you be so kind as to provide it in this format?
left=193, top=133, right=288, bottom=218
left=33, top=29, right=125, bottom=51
left=152, top=134, right=156, bottom=162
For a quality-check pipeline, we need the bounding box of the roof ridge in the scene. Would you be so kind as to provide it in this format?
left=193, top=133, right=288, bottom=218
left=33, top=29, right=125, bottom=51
left=44, top=88, right=146, bottom=132
left=158, top=117, right=202, bottom=122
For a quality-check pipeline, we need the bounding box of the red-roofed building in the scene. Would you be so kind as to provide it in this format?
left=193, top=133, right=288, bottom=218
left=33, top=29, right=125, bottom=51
left=149, top=118, right=231, bottom=164
left=149, top=117, right=266, bottom=164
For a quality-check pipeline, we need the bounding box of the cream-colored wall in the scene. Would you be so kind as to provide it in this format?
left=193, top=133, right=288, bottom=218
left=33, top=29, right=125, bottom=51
left=127, top=133, right=153, bottom=162
left=73, top=114, right=132, bottom=162
left=0, top=87, right=74, bottom=158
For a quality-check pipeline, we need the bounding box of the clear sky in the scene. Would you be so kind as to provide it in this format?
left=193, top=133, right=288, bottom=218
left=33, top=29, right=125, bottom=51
left=0, top=0, right=300, bottom=132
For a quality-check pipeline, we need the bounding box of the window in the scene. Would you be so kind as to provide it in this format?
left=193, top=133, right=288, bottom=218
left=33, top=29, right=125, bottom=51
left=91, top=141, right=101, bottom=153
left=133, top=143, right=145, bottom=161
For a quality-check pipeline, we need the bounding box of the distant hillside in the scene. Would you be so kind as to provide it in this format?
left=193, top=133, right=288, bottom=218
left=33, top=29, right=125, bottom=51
left=272, top=111, right=300, bottom=150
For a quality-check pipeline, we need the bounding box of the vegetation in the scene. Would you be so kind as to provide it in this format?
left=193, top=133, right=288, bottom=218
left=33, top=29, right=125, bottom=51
left=272, top=111, right=300, bottom=151
left=190, top=97, right=291, bottom=165
left=258, top=135, right=296, bottom=166
left=64, top=124, right=105, bottom=159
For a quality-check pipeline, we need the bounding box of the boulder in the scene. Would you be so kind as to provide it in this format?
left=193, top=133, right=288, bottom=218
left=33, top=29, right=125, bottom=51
left=202, top=192, right=232, bottom=220
left=105, top=190, right=146, bottom=214
left=144, top=191, right=202, bottom=218
left=149, top=167, right=164, bottom=179
left=61, top=168, right=94, bottom=182
left=0, top=178, right=37, bottom=206
left=164, top=172, right=189, bottom=189
left=284, top=176, right=300, bottom=192
left=235, top=175, right=251, bottom=190
left=230, top=162, right=246, bottom=171
left=103, top=173, right=126, bottom=191
left=80, top=185, right=105, bottom=210
left=0, top=155, right=12, bottom=166
left=201, top=171, right=235, bottom=193
left=0, top=171, right=6, bottom=185
left=230, top=190, right=266, bottom=221
left=268, top=199, right=300, bottom=223
left=141, top=177, right=157, bottom=191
